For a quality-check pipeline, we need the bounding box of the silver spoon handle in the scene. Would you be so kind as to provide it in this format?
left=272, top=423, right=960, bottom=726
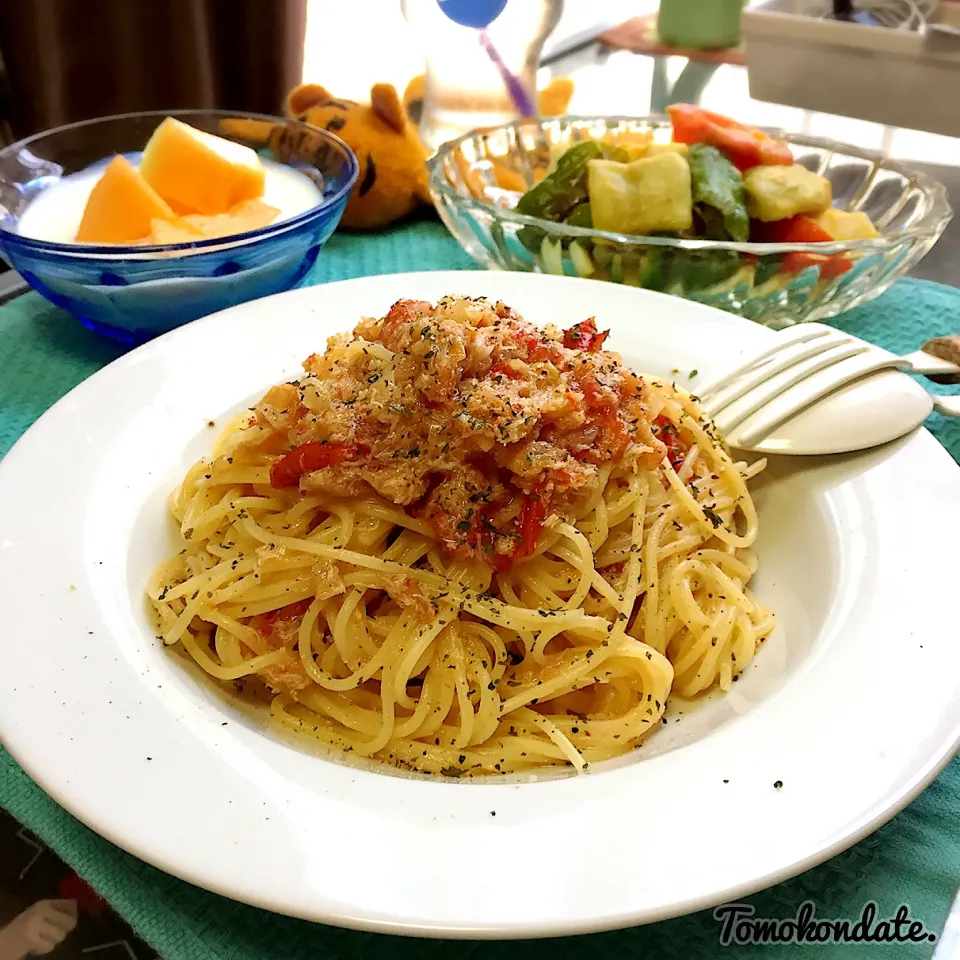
left=914, top=336, right=960, bottom=384
left=900, top=349, right=960, bottom=382
left=932, top=394, right=960, bottom=417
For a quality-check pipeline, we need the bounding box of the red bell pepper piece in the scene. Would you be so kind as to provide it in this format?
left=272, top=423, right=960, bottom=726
left=753, top=215, right=853, bottom=279
left=269, top=441, right=367, bottom=488
left=781, top=252, right=852, bottom=280
left=752, top=215, right=833, bottom=244
left=667, top=104, right=793, bottom=172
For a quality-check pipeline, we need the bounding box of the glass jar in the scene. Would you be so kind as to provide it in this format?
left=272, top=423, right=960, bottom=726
left=401, top=0, right=563, bottom=152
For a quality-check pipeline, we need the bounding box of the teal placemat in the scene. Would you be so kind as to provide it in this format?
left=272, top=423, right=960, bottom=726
left=1, top=221, right=958, bottom=959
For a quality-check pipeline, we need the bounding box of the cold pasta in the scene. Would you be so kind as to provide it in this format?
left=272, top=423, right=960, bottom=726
left=148, top=296, right=774, bottom=775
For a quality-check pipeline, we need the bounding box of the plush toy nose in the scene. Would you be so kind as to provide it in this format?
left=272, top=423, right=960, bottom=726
left=436, top=0, right=508, bottom=29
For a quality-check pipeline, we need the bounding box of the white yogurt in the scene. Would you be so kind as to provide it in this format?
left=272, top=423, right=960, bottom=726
left=17, top=154, right=325, bottom=244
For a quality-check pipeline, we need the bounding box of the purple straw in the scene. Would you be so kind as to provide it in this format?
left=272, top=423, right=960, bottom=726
left=478, top=29, right=537, bottom=117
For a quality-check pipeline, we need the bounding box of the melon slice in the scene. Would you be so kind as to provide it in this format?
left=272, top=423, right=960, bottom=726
left=139, top=199, right=280, bottom=246
left=75, top=155, right=176, bottom=244
left=180, top=198, right=280, bottom=240
left=145, top=217, right=205, bottom=245
left=139, top=117, right=266, bottom=215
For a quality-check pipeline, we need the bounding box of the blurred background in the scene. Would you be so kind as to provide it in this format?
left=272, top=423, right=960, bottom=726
left=0, top=0, right=958, bottom=280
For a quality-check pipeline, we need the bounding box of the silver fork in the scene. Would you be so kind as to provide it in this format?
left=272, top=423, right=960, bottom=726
left=697, top=324, right=960, bottom=450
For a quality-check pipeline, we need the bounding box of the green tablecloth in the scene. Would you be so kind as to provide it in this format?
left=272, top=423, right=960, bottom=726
left=1, top=221, right=958, bottom=959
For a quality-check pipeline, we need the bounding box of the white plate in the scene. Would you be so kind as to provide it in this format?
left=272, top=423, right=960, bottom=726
left=1, top=271, right=959, bottom=938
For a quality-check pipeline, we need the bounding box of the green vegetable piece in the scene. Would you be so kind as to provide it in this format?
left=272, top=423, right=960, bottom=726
left=515, top=141, right=626, bottom=253
left=638, top=248, right=669, bottom=291
left=687, top=144, right=749, bottom=243
left=752, top=257, right=782, bottom=287
left=670, top=249, right=742, bottom=291
left=516, top=223, right=546, bottom=256
left=564, top=202, right=593, bottom=229
left=609, top=253, right=624, bottom=284
left=517, top=142, right=628, bottom=222
left=517, top=142, right=599, bottom=222
left=515, top=142, right=599, bottom=254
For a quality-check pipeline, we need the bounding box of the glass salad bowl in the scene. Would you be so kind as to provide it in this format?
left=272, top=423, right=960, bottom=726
left=426, top=115, right=952, bottom=328
left=0, top=110, right=358, bottom=344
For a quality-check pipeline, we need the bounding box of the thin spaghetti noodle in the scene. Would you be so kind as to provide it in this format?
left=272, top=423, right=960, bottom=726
left=148, top=296, right=773, bottom=775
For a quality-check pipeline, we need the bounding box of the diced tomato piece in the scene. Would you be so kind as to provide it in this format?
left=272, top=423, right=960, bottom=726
left=513, top=329, right=563, bottom=365
left=600, top=417, right=631, bottom=462
left=654, top=415, right=688, bottom=472
left=562, top=317, right=609, bottom=353
left=564, top=390, right=584, bottom=415
left=600, top=560, right=626, bottom=579
left=433, top=492, right=547, bottom=572
left=513, top=495, right=546, bottom=561
left=489, top=360, right=524, bottom=380
left=580, top=377, right=616, bottom=415
left=667, top=103, right=793, bottom=172
left=573, top=376, right=631, bottom=464
left=482, top=495, right=546, bottom=571
left=254, top=599, right=313, bottom=637
left=269, top=441, right=367, bottom=488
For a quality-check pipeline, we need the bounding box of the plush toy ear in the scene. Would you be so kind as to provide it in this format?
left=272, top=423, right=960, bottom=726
left=403, top=75, right=426, bottom=109
left=370, top=83, right=407, bottom=134
left=287, top=83, right=334, bottom=118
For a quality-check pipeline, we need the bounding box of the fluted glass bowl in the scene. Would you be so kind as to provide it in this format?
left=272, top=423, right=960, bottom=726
left=427, top=116, right=953, bottom=328
left=0, top=110, right=358, bottom=344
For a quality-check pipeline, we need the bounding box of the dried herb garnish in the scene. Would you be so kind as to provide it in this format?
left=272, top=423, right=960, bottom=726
left=702, top=505, right=723, bottom=528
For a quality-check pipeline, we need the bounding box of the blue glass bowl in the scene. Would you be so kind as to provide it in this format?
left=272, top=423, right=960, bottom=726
left=0, top=110, right=358, bottom=344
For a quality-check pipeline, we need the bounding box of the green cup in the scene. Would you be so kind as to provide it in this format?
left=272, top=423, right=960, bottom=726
left=657, top=0, right=745, bottom=49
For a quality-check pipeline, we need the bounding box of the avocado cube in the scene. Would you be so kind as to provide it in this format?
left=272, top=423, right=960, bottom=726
left=744, top=164, right=832, bottom=222
left=588, top=152, right=693, bottom=236
left=816, top=208, right=879, bottom=240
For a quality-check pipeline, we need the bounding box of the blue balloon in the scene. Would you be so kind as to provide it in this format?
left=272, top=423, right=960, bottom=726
left=436, top=0, right=509, bottom=29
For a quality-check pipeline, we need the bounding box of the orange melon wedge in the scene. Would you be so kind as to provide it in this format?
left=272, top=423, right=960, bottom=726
left=75, top=155, right=176, bottom=244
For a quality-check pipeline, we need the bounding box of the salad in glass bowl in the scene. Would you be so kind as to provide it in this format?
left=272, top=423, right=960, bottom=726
left=427, top=106, right=952, bottom=327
